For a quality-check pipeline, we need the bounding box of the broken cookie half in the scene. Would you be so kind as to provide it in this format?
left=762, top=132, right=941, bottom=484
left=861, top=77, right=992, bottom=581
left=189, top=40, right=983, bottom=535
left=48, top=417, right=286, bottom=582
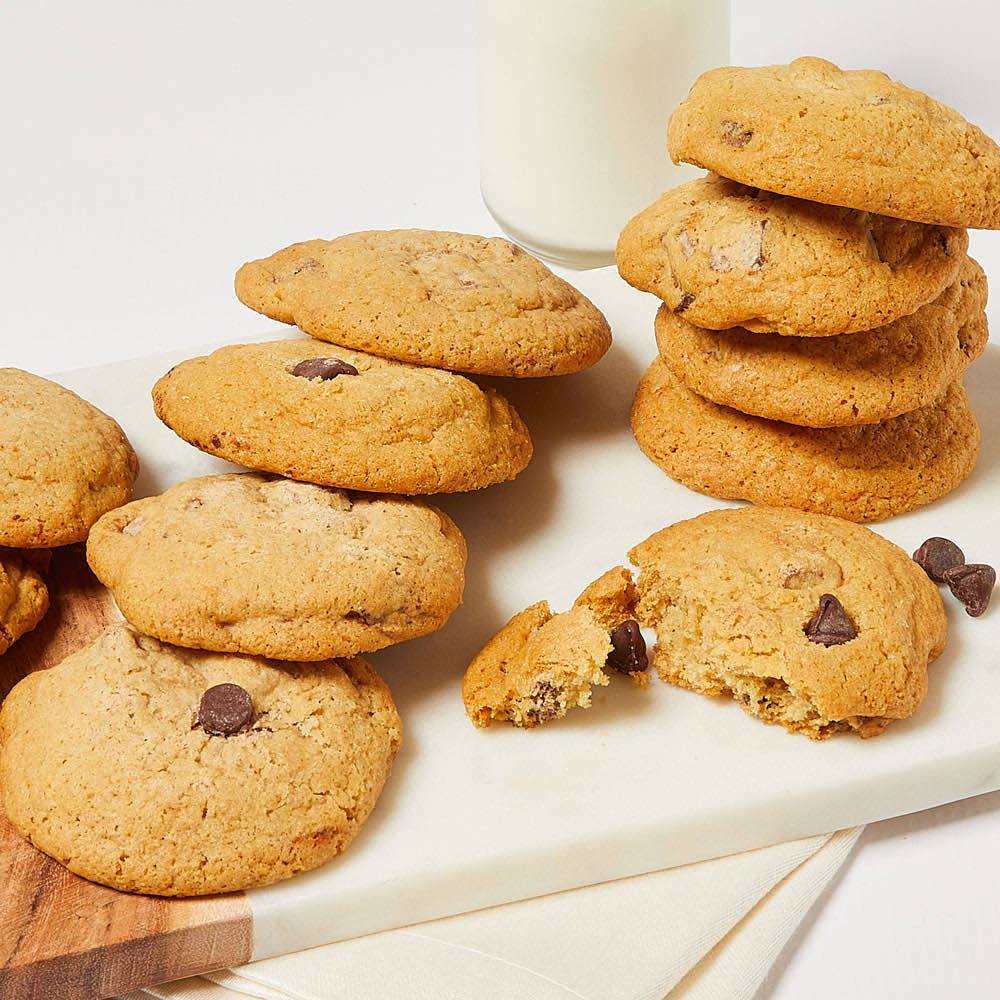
left=462, top=567, right=647, bottom=728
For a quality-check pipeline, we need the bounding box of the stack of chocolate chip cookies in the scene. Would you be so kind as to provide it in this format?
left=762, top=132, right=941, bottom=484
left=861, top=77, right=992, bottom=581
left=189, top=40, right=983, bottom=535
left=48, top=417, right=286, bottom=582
left=618, top=57, right=999, bottom=521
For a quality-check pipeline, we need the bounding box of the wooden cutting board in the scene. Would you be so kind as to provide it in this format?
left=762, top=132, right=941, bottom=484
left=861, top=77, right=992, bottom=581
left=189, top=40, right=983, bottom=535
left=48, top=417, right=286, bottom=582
left=0, top=547, right=252, bottom=1000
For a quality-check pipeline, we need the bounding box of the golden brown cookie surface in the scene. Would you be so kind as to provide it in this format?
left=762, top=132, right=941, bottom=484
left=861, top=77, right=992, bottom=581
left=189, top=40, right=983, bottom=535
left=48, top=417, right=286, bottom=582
left=235, top=230, right=612, bottom=377
left=668, top=57, right=1000, bottom=229
left=630, top=359, right=979, bottom=522
left=0, top=369, right=139, bottom=547
left=86, top=473, right=467, bottom=660
left=0, top=623, right=401, bottom=895
left=616, top=175, right=966, bottom=336
left=630, top=506, right=947, bottom=738
left=153, top=340, right=533, bottom=494
left=0, top=548, right=49, bottom=654
left=654, top=256, right=988, bottom=426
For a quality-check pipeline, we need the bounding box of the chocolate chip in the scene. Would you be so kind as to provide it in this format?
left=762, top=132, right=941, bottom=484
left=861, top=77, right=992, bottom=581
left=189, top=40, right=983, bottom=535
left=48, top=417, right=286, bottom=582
left=606, top=620, right=648, bottom=674
left=912, top=537, right=965, bottom=582
left=943, top=563, right=996, bottom=617
left=292, top=358, right=359, bottom=380
left=720, top=120, right=753, bottom=148
left=675, top=291, right=695, bottom=313
left=804, top=594, right=856, bottom=646
left=526, top=680, right=562, bottom=724
left=345, top=610, right=380, bottom=626
left=198, top=683, right=254, bottom=736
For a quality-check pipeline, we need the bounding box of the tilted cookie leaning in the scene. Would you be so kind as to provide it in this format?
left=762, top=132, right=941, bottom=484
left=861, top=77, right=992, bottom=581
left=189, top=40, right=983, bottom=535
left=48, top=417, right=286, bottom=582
left=653, top=255, right=988, bottom=427
left=86, top=473, right=467, bottom=660
left=616, top=175, right=966, bottom=337
left=668, top=57, right=1000, bottom=229
left=235, top=229, right=612, bottom=377
left=0, top=623, right=401, bottom=896
left=629, top=506, right=947, bottom=739
left=152, top=340, right=533, bottom=494
left=0, top=369, right=139, bottom=548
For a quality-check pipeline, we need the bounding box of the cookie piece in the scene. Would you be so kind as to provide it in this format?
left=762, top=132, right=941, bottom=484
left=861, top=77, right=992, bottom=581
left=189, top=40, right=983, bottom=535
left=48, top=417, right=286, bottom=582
left=616, top=175, right=966, bottom=336
left=0, top=623, right=401, bottom=895
left=234, top=230, right=612, bottom=377
left=631, top=359, right=979, bottom=522
left=629, top=506, right=947, bottom=738
left=654, top=256, right=988, bottom=427
left=0, top=549, right=49, bottom=655
left=668, top=57, right=1000, bottom=230
left=0, top=369, right=139, bottom=548
left=86, top=473, right=467, bottom=660
left=152, top=340, right=533, bottom=494
left=462, top=567, right=642, bottom=728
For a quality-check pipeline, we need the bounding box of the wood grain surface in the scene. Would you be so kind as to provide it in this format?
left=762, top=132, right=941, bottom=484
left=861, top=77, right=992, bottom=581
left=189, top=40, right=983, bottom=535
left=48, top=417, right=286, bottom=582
left=0, top=546, right=253, bottom=1000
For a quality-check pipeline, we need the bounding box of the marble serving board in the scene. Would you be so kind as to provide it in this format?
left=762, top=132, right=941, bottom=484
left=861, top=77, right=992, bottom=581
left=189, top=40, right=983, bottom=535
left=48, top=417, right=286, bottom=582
left=2, top=263, right=999, bottom=999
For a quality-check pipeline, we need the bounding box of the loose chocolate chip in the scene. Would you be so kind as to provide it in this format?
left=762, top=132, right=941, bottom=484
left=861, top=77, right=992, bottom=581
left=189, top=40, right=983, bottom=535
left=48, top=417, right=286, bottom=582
left=720, top=120, right=753, bottom=148
left=912, top=537, right=966, bottom=582
left=805, top=594, right=856, bottom=646
left=943, top=563, right=996, bottom=617
left=675, top=291, right=695, bottom=313
left=606, top=620, right=648, bottom=674
left=198, top=683, right=254, bottom=736
left=292, top=358, right=359, bottom=380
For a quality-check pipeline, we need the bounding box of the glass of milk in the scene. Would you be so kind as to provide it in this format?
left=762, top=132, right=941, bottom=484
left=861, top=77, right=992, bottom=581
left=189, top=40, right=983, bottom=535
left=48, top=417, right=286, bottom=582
left=477, top=0, right=731, bottom=268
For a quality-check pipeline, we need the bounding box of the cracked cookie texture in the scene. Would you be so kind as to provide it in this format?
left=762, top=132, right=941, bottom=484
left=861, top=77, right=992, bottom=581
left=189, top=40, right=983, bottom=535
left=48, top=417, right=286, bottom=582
left=153, top=340, right=532, bottom=494
left=234, top=230, right=612, bottom=376
left=86, top=473, right=467, bottom=660
left=462, top=567, right=640, bottom=728
left=629, top=506, right=947, bottom=739
left=616, top=175, right=966, bottom=336
left=631, top=358, right=979, bottom=522
left=0, top=548, right=49, bottom=654
left=0, top=369, right=139, bottom=547
left=0, top=623, right=401, bottom=895
left=668, top=57, right=1000, bottom=230
left=654, top=255, right=988, bottom=427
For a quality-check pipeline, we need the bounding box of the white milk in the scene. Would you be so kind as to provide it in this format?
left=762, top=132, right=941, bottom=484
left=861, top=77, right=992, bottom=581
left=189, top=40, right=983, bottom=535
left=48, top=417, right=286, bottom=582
left=477, top=0, right=730, bottom=268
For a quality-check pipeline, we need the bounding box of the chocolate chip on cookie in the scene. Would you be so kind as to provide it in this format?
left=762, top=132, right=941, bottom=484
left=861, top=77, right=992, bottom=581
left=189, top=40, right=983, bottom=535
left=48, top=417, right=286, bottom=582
left=198, top=683, right=254, bottom=735
left=291, top=358, right=359, bottom=380
left=607, top=620, right=648, bottom=674
left=152, top=341, right=533, bottom=495
left=805, top=594, right=856, bottom=646
left=913, top=537, right=966, bottom=582
left=942, top=563, right=996, bottom=618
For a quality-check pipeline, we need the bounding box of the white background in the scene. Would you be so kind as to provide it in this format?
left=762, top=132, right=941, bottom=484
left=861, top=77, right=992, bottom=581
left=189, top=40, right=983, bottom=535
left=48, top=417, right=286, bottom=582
left=2, top=1, right=999, bottom=996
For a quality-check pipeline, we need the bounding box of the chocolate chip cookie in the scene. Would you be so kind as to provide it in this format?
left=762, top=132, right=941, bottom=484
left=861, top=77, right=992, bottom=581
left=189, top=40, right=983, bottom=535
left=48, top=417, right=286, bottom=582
left=629, top=506, right=947, bottom=738
left=654, top=255, right=988, bottom=426
left=234, top=230, right=612, bottom=376
left=462, top=567, right=644, bottom=728
left=668, top=57, right=1000, bottom=229
left=0, top=623, right=401, bottom=895
left=631, top=358, right=979, bottom=521
left=0, top=548, right=49, bottom=655
left=86, top=473, right=467, bottom=660
left=152, top=340, right=533, bottom=493
left=1, top=369, right=139, bottom=547
left=616, top=175, right=966, bottom=336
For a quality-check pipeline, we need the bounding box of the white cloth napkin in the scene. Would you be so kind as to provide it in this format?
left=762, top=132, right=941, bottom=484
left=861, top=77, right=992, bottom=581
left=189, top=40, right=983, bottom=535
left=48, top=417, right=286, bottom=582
left=129, top=827, right=860, bottom=1000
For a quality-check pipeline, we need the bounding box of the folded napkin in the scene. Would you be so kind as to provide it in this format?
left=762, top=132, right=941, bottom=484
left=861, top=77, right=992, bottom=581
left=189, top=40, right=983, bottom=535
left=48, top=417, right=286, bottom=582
left=129, top=827, right=860, bottom=1000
